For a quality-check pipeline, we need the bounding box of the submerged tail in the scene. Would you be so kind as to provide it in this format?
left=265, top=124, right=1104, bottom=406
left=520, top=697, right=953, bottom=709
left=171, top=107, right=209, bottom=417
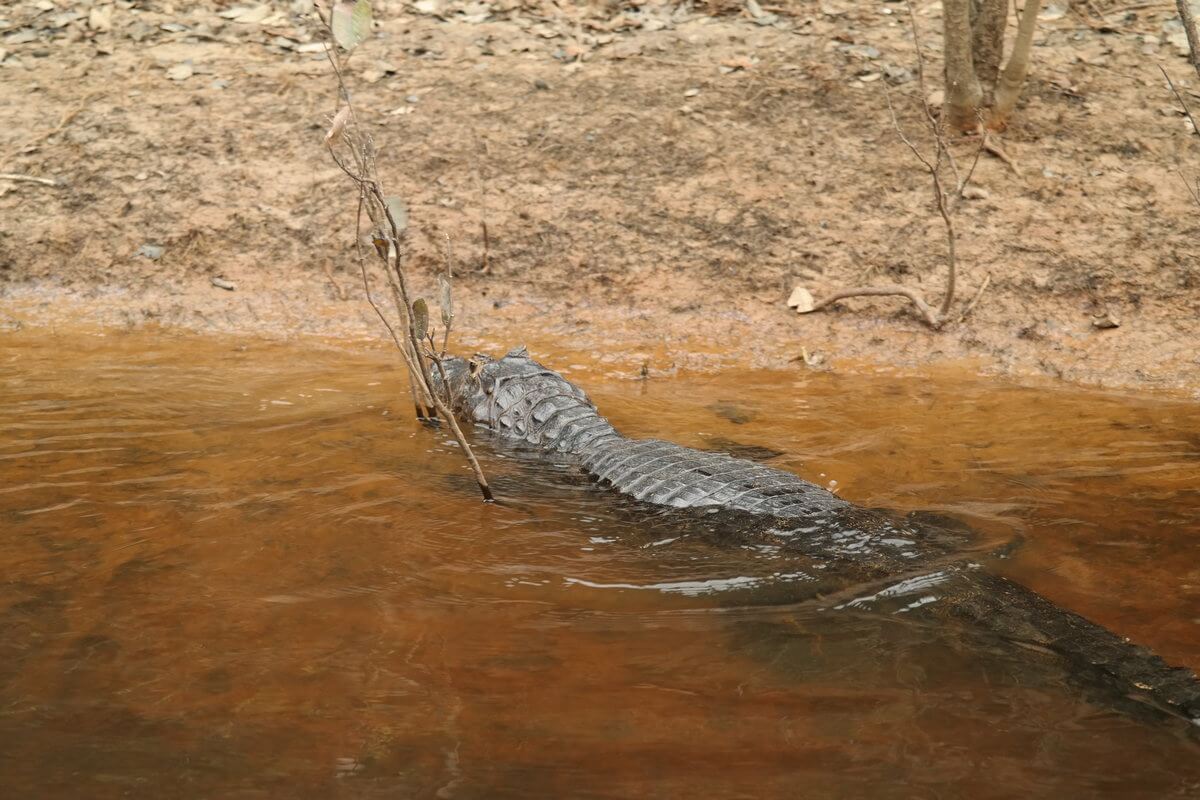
left=843, top=566, right=1200, bottom=727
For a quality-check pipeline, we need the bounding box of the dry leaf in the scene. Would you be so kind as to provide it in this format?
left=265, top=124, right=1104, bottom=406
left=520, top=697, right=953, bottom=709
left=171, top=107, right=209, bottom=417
left=384, top=196, right=408, bottom=233
left=720, top=56, right=754, bottom=72
left=437, top=272, right=453, bottom=330
left=324, top=106, right=351, bottom=146
left=412, top=298, right=429, bottom=340
left=787, top=286, right=815, bottom=313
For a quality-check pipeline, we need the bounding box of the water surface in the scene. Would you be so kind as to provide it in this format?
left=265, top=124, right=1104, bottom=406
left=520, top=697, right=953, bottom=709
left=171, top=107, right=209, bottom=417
left=1, top=330, right=1198, bottom=798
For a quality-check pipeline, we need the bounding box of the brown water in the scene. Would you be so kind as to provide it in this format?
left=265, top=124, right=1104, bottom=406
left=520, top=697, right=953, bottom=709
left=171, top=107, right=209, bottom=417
left=1, top=330, right=1198, bottom=799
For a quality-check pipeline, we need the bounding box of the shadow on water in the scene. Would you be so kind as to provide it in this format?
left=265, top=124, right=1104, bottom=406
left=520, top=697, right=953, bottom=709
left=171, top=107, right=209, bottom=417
left=1, top=330, right=1198, bottom=798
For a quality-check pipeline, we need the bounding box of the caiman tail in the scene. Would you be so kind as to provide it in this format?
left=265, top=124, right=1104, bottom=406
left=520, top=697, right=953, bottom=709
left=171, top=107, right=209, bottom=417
left=959, top=571, right=1200, bottom=723
left=834, top=565, right=1200, bottom=725
left=432, top=346, right=1200, bottom=728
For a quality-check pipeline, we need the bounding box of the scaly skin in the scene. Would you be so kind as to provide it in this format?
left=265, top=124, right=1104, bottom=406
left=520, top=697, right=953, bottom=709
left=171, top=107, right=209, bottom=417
left=434, top=347, right=1200, bottom=727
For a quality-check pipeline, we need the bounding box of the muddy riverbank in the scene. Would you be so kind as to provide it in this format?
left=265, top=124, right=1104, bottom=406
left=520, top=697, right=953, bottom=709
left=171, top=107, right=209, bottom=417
left=2, top=0, right=1199, bottom=390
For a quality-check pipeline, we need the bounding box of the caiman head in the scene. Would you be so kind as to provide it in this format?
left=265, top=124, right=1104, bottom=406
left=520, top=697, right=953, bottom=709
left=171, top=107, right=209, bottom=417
left=430, top=345, right=602, bottom=443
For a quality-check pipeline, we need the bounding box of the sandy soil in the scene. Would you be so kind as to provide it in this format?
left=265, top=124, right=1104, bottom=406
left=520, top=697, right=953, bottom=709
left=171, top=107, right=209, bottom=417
left=1, top=0, right=1198, bottom=392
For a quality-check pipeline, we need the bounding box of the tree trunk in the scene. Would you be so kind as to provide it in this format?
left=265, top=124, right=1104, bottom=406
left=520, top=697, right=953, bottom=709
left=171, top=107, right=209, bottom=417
left=1178, top=0, right=1200, bottom=83
left=990, top=0, right=1043, bottom=130
left=970, top=0, right=1008, bottom=102
left=944, top=0, right=983, bottom=132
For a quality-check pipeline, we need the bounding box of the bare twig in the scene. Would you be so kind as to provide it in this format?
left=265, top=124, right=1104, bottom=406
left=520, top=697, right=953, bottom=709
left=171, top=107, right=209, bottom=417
left=958, top=273, right=992, bottom=322
left=802, top=0, right=989, bottom=329
left=315, top=2, right=493, bottom=502
left=353, top=184, right=428, bottom=418
left=1160, top=64, right=1200, bottom=207
left=428, top=355, right=493, bottom=502
left=1161, top=64, right=1200, bottom=137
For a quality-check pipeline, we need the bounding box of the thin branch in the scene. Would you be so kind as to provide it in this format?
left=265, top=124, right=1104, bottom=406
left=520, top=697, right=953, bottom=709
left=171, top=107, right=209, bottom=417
left=1179, top=171, right=1200, bottom=206
left=958, top=273, right=992, bottom=322
left=884, top=81, right=958, bottom=319
left=957, top=119, right=989, bottom=197
left=429, top=356, right=494, bottom=502
left=802, top=1, right=979, bottom=329
left=1159, top=64, right=1200, bottom=207
left=316, top=3, right=493, bottom=501
left=1160, top=64, right=1200, bottom=138
left=355, top=190, right=428, bottom=418
left=884, top=76, right=934, bottom=173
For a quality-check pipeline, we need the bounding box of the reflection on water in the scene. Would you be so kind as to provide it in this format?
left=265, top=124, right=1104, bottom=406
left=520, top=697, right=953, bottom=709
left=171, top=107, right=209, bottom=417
left=1, top=330, right=1198, bottom=798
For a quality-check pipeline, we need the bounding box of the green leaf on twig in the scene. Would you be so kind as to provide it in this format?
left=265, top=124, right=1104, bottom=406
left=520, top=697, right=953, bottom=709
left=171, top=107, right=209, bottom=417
left=384, top=195, right=408, bottom=234
left=332, top=0, right=372, bottom=52
left=412, top=298, right=429, bottom=340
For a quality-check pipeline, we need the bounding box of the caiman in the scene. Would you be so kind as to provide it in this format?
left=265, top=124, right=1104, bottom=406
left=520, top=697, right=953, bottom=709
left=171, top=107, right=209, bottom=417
left=433, top=346, right=1200, bottom=728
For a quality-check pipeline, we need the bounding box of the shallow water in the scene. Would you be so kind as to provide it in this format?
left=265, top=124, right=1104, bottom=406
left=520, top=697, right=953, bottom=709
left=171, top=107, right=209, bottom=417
left=1, top=330, right=1198, bottom=798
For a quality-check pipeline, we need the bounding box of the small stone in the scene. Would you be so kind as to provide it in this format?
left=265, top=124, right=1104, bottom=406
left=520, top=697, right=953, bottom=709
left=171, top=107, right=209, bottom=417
left=683, top=87, right=700, bottom=97
left=405, top=94, right=420, bottom=104
left=962, top=186, right=989, bottom=200
left=88, top=5, right=114, bottom=32
left=533, top=78, right=550, bottom=90
left=166, top=62, right=194, bottom=81
left=136, top=244, right=164, bottom=260
left=4, top=30, right=39, bottom=45
left=210, top=277, right=237, bottom=291
left=883, top=64, right=913, bottom=84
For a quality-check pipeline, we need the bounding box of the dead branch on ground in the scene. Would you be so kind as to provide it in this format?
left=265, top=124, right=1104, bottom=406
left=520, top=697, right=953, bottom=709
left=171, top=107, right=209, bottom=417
left=0, top=173, right=61, bottom=187
left=316, top=0, right=493, bottom=502
left=799, top=0, right=987, bottom=330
